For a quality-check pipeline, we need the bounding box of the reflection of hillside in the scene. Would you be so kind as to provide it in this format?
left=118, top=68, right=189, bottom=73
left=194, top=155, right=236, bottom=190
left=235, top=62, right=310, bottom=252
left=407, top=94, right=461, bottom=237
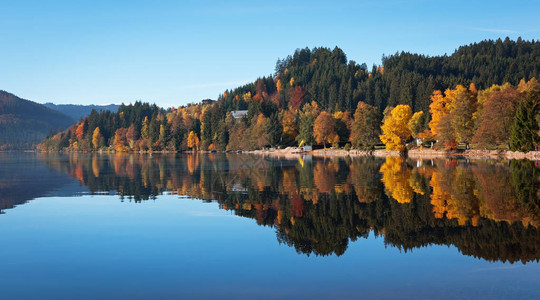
left=0, top=153, right=75, bottom=213
left=41, top=153, right=540, bottom=263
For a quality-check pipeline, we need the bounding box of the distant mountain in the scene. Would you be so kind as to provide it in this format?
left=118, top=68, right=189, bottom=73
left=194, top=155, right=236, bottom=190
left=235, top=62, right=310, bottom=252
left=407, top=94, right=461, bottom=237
left=0, top=90, right=75, bottom=150
left=43, top=103, right=120, bottom=121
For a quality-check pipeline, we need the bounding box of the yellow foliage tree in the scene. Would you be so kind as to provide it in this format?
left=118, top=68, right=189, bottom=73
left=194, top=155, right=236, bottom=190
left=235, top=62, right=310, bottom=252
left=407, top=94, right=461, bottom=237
left=243, top=91, right=252, bottom=102
left=281, top=109, right=298, bottom=144
left=380, top=105, right=413, bottom=151
left=276, top=79, right=283, bottom=93
left=187, top=131, right=200, bottom=150
left=407, top=111, right=424, bottom=139
left=92, top=127, right=103, bottom=150
left=428, top=90, right=452, bottom=137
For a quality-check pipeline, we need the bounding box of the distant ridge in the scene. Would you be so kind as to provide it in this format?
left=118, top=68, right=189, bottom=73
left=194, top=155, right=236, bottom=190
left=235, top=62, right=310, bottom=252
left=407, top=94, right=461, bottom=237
left=0, top=90, right=75, bottom=150
left=44, top=103, right=120, bottom=121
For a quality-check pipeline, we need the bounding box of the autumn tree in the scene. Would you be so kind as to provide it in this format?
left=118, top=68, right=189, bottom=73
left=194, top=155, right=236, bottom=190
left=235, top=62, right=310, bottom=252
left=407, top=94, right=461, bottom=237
left=276, top=78, right=284, bottom=92
left=380, top=105, right=413, bottom=151
left=313, top=111, right=338, bottom=148
left=281, top=108, right=298, bottom=145
left=449, top=85, right=477, bottom=148
left=75, top=121, right=86, bottom=141
left=113, top=128, right=128, bottom=152
left=92, top=127, right=104, bottom=150
left=428, top=90, right=452, bottom=139
left=407, top=111, right=425, bottom=139
left=227, top=121, right=248, bottom=150
left=250, top=114, right=269, bottom=149
left=437, top=114, right=457, bottom=149
left=126, top=124, right=138, bottom=150
left=473, top=86, right=520, bottom=147
left=351, top=101, right=381, bottom=149
left=187, top=131, right=200, bottom=151
left=141, top=116, right=149, bottom=139
left=289, top=86, right=305, bottom=111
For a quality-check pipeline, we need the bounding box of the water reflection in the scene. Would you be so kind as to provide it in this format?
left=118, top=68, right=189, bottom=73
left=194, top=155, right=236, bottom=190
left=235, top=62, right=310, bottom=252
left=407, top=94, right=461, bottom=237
left=2, top=152, right=539, bottom=263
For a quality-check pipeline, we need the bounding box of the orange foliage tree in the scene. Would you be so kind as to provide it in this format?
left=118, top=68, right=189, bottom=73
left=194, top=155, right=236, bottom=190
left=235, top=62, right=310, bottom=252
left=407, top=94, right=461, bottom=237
left=313, top=111, right=338, bottom=148
left=473, top=85, right=520, bottom=147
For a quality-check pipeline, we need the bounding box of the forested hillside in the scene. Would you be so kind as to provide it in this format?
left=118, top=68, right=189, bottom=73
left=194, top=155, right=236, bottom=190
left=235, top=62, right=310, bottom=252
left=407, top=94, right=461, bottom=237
left=43, top=103, right=120, bottom=121
left=0, top=91, right=75, bottom=150
left=39, top=38, right=540, bottom=152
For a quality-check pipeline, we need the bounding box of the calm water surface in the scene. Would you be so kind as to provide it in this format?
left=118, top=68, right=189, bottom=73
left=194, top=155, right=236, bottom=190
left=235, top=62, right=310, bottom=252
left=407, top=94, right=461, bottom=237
left=0, top=153, right=539, bottom=299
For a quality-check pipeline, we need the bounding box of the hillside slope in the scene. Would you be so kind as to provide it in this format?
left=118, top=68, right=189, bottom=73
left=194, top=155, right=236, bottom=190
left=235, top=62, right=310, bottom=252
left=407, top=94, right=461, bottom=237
left=0, top=91, right=75, bottom=150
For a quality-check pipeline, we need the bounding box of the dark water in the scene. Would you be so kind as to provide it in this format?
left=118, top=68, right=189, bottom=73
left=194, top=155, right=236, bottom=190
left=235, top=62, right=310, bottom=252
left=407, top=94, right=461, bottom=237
left=0, top=152, right=539, bottom=299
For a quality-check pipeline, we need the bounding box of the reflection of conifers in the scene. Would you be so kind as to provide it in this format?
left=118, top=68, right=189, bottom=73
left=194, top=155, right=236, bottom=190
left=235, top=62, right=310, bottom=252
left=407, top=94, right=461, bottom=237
left=45, top=152, right=540, bottom=262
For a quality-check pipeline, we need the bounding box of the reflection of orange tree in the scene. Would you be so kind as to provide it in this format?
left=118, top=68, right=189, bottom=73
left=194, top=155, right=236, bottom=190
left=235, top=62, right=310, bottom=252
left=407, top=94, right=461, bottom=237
left=474, top=161, right=539, bottom=228
left=426, top=159, right=540, bottom=228
left=429, top=163, right=480, bottom=226
left=313, top=160, right=336, bottom=194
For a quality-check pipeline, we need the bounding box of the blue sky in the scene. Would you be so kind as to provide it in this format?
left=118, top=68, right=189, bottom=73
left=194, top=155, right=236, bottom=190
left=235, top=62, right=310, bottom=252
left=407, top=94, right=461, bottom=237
left=0, top=0, right=538, bottom=107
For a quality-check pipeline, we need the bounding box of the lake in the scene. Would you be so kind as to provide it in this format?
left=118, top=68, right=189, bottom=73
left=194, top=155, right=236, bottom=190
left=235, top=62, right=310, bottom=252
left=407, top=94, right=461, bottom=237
left=0, top=152, right=539, bottom=299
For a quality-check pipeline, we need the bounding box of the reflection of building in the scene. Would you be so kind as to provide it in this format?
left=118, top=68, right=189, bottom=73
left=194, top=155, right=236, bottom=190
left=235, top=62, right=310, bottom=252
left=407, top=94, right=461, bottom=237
left=231, top=110, right=248, bottom=119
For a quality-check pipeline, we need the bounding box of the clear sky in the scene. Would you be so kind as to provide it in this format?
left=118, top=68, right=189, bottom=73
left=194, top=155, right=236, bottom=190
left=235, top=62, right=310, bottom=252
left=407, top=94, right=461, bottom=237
left=1, top=0, right=538, bottom=108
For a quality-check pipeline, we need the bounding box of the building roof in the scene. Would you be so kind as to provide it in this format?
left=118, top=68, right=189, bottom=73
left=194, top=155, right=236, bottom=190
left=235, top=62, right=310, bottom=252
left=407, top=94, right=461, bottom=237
left=231, top=110, right=248, bottom=118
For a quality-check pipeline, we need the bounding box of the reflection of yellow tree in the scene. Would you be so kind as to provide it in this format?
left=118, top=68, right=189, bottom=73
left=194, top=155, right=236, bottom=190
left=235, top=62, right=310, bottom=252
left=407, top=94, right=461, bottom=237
left=409, top=168, right=426, bottom=195
left=187, top=154, right=199, bottom=175
left=91, top=155, right=100, bottom=178
left=379, top=157, right=413, bottom=203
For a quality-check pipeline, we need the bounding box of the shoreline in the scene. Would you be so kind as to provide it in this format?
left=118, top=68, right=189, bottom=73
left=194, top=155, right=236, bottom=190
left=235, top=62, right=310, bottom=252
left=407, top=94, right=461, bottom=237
left=249, top=148, right=540, bottom=161
left=24, top=148, right=540, bottom=161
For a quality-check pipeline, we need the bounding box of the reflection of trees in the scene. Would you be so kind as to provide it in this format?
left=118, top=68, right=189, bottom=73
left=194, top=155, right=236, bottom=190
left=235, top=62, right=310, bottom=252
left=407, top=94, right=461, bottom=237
left=40, top=153, right=540, bottom=262
left=380, top=157, right=414, bottom=203
left=429, top=161, right=481, bottom=226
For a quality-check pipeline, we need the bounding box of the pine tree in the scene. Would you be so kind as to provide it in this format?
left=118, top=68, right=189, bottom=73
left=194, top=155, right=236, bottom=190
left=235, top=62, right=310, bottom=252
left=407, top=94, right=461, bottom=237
left=510, top=91, right=540, bottom=151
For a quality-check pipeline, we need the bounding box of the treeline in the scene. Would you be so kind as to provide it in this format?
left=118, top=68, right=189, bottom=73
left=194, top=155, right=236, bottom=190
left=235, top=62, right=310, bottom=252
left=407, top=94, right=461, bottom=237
left=379, top=78, right=540, bottom=151
left=39, top=38, right=540, bottom=152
